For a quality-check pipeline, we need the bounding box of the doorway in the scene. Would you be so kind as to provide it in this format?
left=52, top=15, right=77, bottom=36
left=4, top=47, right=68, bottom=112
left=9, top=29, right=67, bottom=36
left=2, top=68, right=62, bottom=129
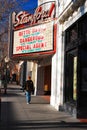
left=77, top=45, right=87, bottom=118
left=44, top=65, right=51, bottom=95
left=65, top=49, right=77, bottom=104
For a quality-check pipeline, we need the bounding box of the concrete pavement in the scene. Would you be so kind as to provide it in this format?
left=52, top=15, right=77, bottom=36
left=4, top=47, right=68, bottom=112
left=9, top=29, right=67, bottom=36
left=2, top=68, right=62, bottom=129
left=0, top=83, right=87, bottom=130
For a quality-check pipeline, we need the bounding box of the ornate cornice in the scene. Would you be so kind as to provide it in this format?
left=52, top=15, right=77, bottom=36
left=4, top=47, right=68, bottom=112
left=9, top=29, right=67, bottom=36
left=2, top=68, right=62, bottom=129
left=59, top=0, right=86, bottom=24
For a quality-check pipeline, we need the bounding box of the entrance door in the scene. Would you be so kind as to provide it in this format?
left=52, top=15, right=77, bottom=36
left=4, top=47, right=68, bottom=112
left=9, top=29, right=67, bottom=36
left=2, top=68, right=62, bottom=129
left=65, top=49, right=77, bottom=103
left=77, top=45, right=87, bottom=118
left=44, top=65, right=51, bottom=95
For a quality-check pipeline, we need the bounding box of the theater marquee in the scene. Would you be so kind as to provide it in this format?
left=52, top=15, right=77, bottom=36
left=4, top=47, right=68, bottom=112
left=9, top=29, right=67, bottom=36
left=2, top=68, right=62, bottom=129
left=10, top=2, right=57, bottom=60
left=13, top=22, right=54, bottom=55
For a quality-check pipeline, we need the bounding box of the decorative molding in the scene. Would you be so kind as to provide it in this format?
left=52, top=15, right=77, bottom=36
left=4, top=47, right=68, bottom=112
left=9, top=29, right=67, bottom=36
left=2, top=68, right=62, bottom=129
left=59, top=0, right=86, bottom=24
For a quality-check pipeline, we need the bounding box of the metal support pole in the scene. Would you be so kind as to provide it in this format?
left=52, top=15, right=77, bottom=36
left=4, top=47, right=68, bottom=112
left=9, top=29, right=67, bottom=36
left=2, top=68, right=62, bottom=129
left=0, top=81, right=1, bottom=121
left=4, top=64, right=7, bottom=94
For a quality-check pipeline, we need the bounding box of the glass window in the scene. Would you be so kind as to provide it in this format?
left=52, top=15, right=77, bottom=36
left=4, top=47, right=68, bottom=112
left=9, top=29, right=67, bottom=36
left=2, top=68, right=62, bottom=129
left=65, top=50, right=77, bottom=102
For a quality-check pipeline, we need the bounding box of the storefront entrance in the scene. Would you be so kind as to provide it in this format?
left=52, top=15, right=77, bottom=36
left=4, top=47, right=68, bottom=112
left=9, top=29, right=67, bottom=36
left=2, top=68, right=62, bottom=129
left=64, top=13, right=87, bottom=118
left=37, top=64, right=51, bottom=96
left=65, top=49, right=77, bottom=102
left=44, top=65, right=51, bottom=95
left=65, top=46, right=87, bottom=118
left=64, top=49, right=77, bottom=115
left=77, top=45, right=87, bottom=118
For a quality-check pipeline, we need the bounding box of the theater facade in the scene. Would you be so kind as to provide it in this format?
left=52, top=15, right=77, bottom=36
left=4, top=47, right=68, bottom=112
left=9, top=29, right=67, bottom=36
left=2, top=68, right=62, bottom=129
left=9, top=0, right=87, bottom=119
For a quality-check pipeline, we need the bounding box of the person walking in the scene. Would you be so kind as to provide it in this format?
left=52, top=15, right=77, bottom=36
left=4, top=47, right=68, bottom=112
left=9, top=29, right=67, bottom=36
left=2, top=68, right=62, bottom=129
left=25, top=76, right=34, bottom=104
left=2, top=74, right=7, bottom=94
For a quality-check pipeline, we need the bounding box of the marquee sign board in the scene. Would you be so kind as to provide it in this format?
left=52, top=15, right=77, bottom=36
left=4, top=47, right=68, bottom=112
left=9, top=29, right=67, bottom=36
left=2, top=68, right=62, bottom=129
left=13, top=22, right=54, bottom=55
left=10, top=2, right=57, bottom=60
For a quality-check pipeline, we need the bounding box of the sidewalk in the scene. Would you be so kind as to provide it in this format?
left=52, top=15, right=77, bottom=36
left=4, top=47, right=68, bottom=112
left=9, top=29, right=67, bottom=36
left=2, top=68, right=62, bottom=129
left=0, top=83, right=87, bottom=130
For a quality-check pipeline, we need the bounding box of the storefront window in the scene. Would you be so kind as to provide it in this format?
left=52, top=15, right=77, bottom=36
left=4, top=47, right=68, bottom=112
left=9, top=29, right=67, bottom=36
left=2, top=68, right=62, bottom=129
left=65, top=24, right=78, bottom=51
left=70, top=29, right=78, bottom=42
left=73, top=56, right=77, bottom=100
left=65, top=50, right=77, bottom=102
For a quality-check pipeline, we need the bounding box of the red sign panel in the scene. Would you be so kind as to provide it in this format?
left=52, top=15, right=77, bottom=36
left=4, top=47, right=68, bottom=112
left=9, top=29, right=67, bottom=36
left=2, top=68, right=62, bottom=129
left=10, top=2, right=57, bottom=60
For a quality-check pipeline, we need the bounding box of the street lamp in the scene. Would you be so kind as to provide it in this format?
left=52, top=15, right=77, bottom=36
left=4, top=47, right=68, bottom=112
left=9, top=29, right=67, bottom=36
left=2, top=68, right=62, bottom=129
left=4, top=57, right=9, bottom=94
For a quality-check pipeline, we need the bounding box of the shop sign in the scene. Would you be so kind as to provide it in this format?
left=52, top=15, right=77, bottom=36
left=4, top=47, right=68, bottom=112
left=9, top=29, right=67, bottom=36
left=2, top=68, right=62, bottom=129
left=12, top=3, right=55, bottom=29
left=10, top=2, right=57, bottom=59
left=13, top=22, right=54, bottom=55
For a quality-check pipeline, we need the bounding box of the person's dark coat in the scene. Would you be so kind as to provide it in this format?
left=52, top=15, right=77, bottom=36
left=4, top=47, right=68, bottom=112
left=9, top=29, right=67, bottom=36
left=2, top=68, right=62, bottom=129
left=25, top=80, right=34, bottom=93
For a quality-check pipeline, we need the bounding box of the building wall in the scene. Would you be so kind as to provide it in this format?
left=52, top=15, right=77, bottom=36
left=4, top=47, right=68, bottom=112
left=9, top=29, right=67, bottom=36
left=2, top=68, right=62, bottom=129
left=32, top=62, right=38, bottom=95
left=63, top=1, right=87, bottom=31
left=38, top=0, right=87, bottom=114
left=38, top=0, right=64, bottom=109
left=50, top=23, right=64, bottom=110
left=58, top=0, right=87, bottom=117
left=26, top=62, right=33, bottom=80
